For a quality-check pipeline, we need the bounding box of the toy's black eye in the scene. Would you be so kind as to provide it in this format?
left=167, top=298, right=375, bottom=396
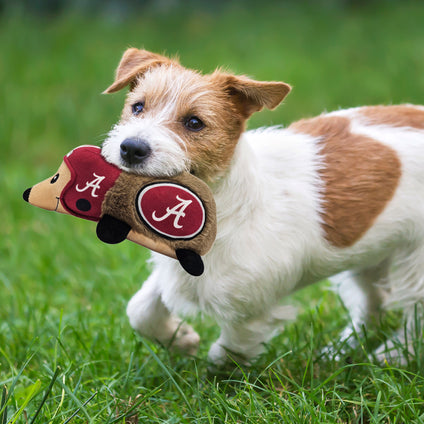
left=50, top=173, right=59, bottom=184
left=132, top=102, right=145, bottom=116
left=184, top=116, right=205, bottom=132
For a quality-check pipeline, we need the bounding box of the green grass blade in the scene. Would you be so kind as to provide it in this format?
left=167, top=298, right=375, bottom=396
left=62, top=391, right=97, bottom=424
left=0, top=352, right=35, bottom=417
left=29, top=366, right=61, bottom=424
left=8, top=380, right=42, bottom=424
left=1, top=386, right=8, bottom=424
left=140, top=339, right=194, bottom=415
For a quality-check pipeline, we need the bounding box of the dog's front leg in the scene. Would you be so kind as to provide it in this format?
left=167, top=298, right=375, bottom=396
left=126, top=269, right=200, bottom=355
left=208, top=305, right=295, bottom=367
left=208, top=321, right=271, bottom=367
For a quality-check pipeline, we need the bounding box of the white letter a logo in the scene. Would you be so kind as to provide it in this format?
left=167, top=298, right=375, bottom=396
left=152, top=195, right=192, bottom=229
left=75, top=173, right=105, bottom=198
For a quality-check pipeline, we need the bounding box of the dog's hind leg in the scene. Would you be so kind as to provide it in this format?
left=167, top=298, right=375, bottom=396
left=375, top=242, right=424, bottom=364
left=326, top=260, right=389, bottom=357
left=126, top=269, right=200, bottom=355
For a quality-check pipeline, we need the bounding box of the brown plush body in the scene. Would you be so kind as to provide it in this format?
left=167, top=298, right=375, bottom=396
left=101, top=171, right=216, bottom=257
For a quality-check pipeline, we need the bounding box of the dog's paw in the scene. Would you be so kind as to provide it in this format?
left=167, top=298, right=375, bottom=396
left=208, top=342, right=228, bottom=367
left=168, top=322, right=200, bottom=356
left=321, top=326, right=360, bottom=362
left=207, top=342, right=251, bottom=369
left=374, top=340, right=408, bottom=366
left=321, top=344, right=344, bottom=362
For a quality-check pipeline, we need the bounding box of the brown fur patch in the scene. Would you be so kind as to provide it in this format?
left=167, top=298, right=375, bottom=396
left=290, top=115, right=401, bottom=247
left=103, top=49, right=178, bottom=94
left=359, top=105, right=424, bottom=130
left=210, top=71, right=291, bottom=118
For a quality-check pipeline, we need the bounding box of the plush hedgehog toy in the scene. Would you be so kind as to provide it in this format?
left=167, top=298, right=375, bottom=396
left=23, top=145, right=217, bottom=276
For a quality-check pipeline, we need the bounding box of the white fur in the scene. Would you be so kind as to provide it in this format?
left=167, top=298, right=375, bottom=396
left=105, top=104, right=424, bottom=364
left=102, top=116, right=189, bottom=176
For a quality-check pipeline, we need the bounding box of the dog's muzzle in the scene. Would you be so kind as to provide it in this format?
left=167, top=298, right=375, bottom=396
left=120, top=137, right=152, bottom=166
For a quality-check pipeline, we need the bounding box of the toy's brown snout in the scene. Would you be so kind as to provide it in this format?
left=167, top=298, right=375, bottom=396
left=23, top=161, right=71, bottom=214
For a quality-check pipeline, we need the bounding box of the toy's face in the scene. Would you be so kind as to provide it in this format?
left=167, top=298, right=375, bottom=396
left=24, top=145, right=122, bottom=221
left=23, top=160, right=71, bottom=215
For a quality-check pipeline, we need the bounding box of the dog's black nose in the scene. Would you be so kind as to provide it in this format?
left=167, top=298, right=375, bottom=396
left=23, top=187, right=31, bottom=202
left=120, top=138, right=151, bottom=166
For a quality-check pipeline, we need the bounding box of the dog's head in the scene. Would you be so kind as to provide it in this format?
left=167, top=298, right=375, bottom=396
left=101, top=48, right=291, bottom=182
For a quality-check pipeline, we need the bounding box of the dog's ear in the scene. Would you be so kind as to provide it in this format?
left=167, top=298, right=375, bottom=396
left=214, top=72, right=291, bottom=118
left=103, top=48, right=176, bottom=94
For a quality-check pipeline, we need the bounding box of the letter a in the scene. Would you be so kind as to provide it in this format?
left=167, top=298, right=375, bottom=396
left=152, top=195, right=193, bottom=229
left=75, top=173, right=106, bottom=198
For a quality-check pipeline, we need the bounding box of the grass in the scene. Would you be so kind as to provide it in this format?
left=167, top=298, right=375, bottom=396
left=2, top=1, right=424, bottom=422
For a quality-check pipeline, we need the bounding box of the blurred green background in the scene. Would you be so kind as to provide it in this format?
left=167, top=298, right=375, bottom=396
left=3, top=0, right=424, bottom=170
left=2, top=1, right=424, bottom=422
left=3, top=0, right=424, bottom=309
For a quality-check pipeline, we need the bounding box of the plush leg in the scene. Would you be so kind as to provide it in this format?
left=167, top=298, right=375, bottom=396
left=126, top=270, right=200, bottom=355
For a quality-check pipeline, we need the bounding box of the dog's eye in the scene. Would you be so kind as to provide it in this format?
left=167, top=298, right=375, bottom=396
left=132, top=102, right=145, bottom=116
left=184, top=116, right=205, bottom=132
left=50, top=173, right=59, bottom=184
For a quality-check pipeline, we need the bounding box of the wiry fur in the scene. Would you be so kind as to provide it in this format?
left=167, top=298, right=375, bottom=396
left=102, top=49, right=424, bottom=365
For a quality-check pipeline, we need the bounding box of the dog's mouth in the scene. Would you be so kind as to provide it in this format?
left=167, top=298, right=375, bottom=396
left=55, top=196, right=60, bottom=211
left=117, top=159, right=144, bottom=174
left=113, top=155, right=194, bottom=178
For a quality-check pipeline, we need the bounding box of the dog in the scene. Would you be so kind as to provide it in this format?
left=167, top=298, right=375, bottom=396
left=101, top=48, right=424, bottom=365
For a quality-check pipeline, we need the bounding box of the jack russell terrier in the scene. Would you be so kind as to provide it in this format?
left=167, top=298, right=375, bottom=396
left=101, top=48, right=424, bottom=365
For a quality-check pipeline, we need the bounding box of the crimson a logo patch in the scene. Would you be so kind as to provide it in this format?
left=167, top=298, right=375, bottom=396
left=136, top=183, right=206, bottom=240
